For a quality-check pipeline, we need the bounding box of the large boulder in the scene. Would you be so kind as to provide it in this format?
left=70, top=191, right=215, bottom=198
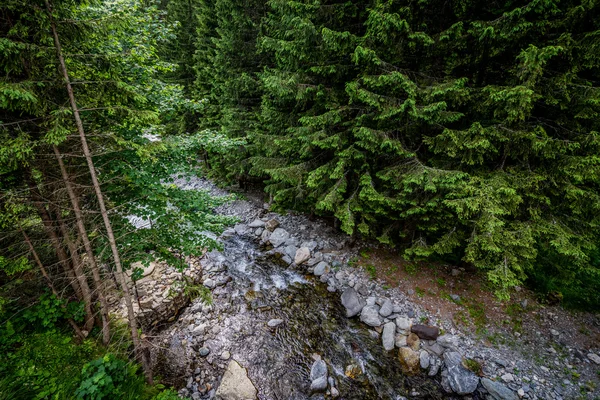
left=215, top=360, right=258, bottom=400
left=341, top=288, right=365, bottom=317
left=481, top=378, right=519, bottom=400
left=443, top=352, right=479, bottom=395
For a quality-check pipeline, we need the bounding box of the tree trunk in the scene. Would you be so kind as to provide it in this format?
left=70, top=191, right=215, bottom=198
left=27, top=178, right=90, bottom=310
left=51, top=199, right=96, bottom=332
left=45, top=0, right=152, bottom=382
left=53, top=145, right=111, bottom=344
left=21, top=227, right=85, bottom=340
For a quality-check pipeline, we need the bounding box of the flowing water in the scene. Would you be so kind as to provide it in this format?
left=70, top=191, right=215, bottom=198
left=172, top=233, right=446, bottom=399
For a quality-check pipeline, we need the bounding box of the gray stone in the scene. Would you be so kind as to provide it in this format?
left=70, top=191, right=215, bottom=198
left=234, top=224, right=250, bottom=235
left=260, top=229, right=271, bottom=242
left=310, top=359, right=328, bottom=381
left=248, top=219, right=265, bottom=228
left=420, top=350, right=431, bottom=369
left=436, top=334, right=459, bottom=349
left=395, top=335, right=407, bottom=348
left=310, top=376, right=328, bottom=392
left=443, top=352, right=479, bottom=395
left=284, top=245, right=298, bottom=259
left=382, top=322, right=396, bottom=351
left=396, top=316, right=412, bottom=332
left=203, top=279, right=216, bottom=289
left=379, top=299, right=393, bottom=317
left=254, top=227, right=263, bottom=236
left=264, top=218, right=280, bottom=231
left=269, top=228, right=290, bottom=247
left=588, top=353, right=600, bottom=365
left=301, top=241, right=319, bottom=252
left=314, top=261, right=330, bottom=276
left=267, top=319, right=284, bottom=327
left=341, top=288, right=365, bottom=318
left=215, top=360, right=257, bottom=400
left=481, top=378, right=519, bottom=400
left=220, top=351, right=231, bottom=360
left=294, top=247, right=311, bottom=265
left=450, top=294, right=461, bottom=302
left=193, top=324, right=207, bottom=336
left=199, top=347, right=210, bottom=357
left=366, top=297, right=377, bottom=306
left=330, top=387, right=339, bottom=398
left=360, top=305, right=382, bottom=327
left=423, top=341, right=445, bottom=356
left=428, top=355, right=442, bottom=376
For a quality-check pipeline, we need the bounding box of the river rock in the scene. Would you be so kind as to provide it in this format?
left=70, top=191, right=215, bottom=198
left=360, top=305, right=382, bottom=327
left=314, top=261, right=330, bottom=276
left=215, top=360, right=257, bottom=400
left=396, top=316, right=412, bottom=333
left=379, top=299, right=393, bottom=317
left=398, top=347, right=420, bottom=375
left=310, top=376, right=328, bottom=392
left=269, top=228, right=289, bottom=247
left=310, top=359, right=328, bottom=381
left=481, top=378, right=519, bottom=400
left=284, top=245, right=298, bottom=259
left=382, top=322, right=396, bottom=351
left=260, top=229, right=271, bottom=242
left=267, top=319, right=284, bottom=327
left=248, top=219, right=265, bottom=228
left=588, top=353, right=600, bottom=364
left=420, top=350, right=431, bottom=369
left=443, top=352, right=479, bottom=395
left=264, top=218, right=279, bottom=231
left=411, top=324, right=440, bottom=340
left=294, top=247, right=311, bottom=265
left=341, top=288, right=365, bottom=317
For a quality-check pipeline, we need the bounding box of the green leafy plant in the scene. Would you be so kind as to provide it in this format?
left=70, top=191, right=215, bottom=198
left=75, top=354, right=133, bottom=400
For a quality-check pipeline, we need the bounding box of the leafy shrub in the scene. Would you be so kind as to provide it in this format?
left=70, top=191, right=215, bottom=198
left=75, top=354, right=135, bottom=400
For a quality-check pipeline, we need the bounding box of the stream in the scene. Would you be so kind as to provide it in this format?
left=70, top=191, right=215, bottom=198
left=150, top=177, right=449, bottom=400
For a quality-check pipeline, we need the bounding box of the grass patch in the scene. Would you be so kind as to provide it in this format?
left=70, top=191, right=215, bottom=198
left=364, top=264, right=377, bottom=280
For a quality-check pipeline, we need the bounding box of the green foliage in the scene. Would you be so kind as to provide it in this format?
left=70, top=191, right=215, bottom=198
left=182, top=0, right=600, bottom=302
left=75, top=354, right=135, bottom=400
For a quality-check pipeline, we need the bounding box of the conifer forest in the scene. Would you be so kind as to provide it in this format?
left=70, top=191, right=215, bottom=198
left=1, top=0, right=600, bottom=399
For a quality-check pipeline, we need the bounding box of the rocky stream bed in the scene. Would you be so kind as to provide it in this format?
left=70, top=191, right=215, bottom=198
left=113, top=175, right=600, bottom=400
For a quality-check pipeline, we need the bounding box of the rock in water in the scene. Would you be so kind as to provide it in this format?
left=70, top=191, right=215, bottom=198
left=382, top=322, right=396, bottom=351
left=411, top=324, right=440, bottom=340
left=398, top=347, right=421, bottom=375
left=360, top=305, right=382, bottom=327
left=269, top=228, right=290, bottom=247
left=443, top=352, right=479, bottom=395
left=215, top=360, right=257, bottom=400
left=310, top=359, right=328, bottom=381
left=341, top=288, right=365, bottom=317
left=481, top=378, right=519, bottom=400
left=294, top=247, right=311, bottom=265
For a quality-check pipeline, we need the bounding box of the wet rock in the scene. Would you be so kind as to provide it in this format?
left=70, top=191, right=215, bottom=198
left=310, top=376, right=328, bottom=392
left=360, top=305, right=382, bottom=327
left=420, top=350, right=431, bottom=369
left=267, top=319, right=284, bottom=327
left=481, top=378, right=519, bottom=400
left=411, top=324, right=440, bottom=340
left=310, top=359, right=328, bottom=381
left=379, top=299, right=393, bottom=317
left=269, top=228, right=290, bottom=247
left=341, top=288, right=366, bottom=317
left=248, top=219, right=265, bottom=228
left=294, top=247, right=311, bottom=265
left=264, top=218, right=279, bottom=231
left=215, top=360, right=257, bottom=400
left=443, top=351, right=479, bottom=395
left=382, top=322, right=396, bottom=351
left=398, top=347, right=421, bottom=375
left=314, top=261, right=330, bottom=276
left=406, top=333, right=420, bottom=351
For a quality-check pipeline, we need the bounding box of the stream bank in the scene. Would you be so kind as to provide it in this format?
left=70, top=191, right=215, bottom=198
left=134, top=176, right=599, bottom=400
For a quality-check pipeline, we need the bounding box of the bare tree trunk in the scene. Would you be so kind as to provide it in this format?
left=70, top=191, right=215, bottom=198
left=51, top=199, right=96, bottom=333
left=21, top=227, right=85, bottom=340
left=53, top=146, right=111, bottom=344
left=45, top=1, right=152, bottom=382
left=27, top=178, right=88, bottom=304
